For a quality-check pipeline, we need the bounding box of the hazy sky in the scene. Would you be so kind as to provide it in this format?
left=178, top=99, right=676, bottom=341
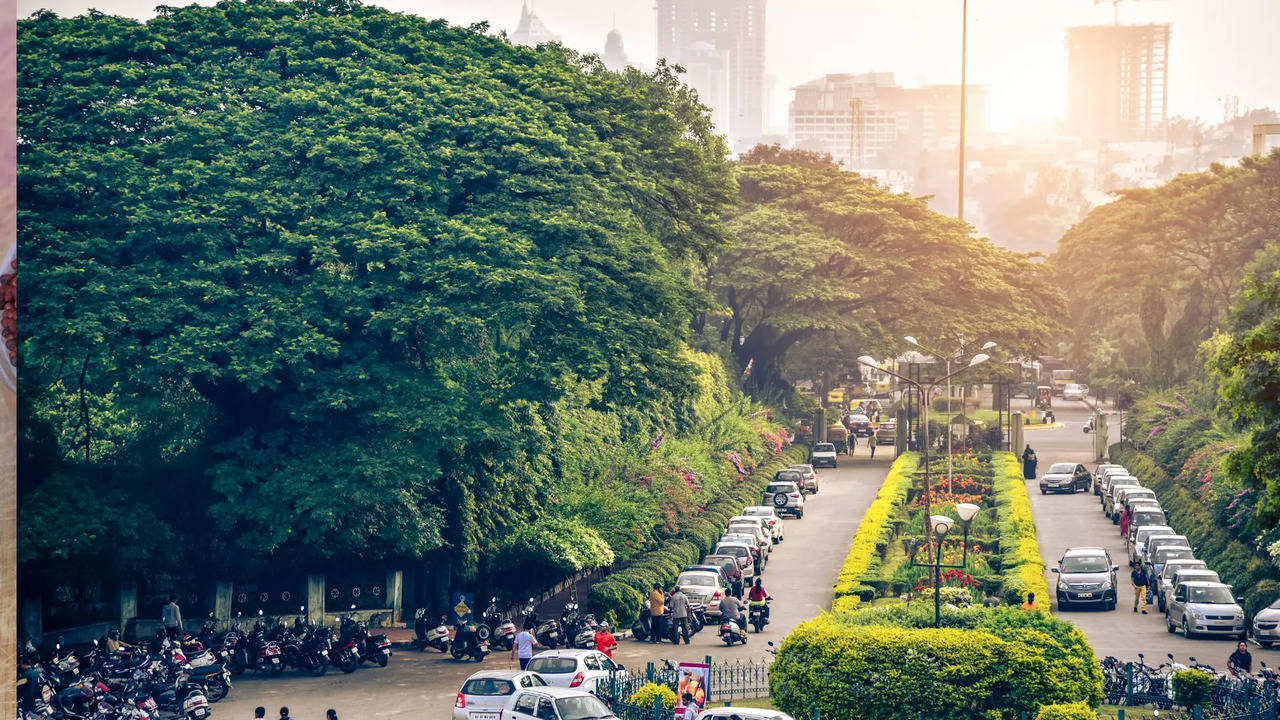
left=18, top=0, right=1280, bottom=132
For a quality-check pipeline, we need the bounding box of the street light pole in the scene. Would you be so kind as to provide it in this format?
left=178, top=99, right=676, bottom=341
left=904, top=338, right=996, bottom=490
left=958, top=0, right=968, bottom=221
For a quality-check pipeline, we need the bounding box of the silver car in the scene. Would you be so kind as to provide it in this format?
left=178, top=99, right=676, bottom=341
left=1252, top=598, right=1280, bottom=647
left=1094, top=464, right=1126, bottom=495
left=1104, top=478, right=1142, bottom=519
left=1166, top=582, right=1245, bottom=640
left=740, top=506, right=785, bottom=543
left=1118, top=488, right=1160, bottom=513
left=1129, top=525, right=1174, bottom=565
left=1162, top=568, right=1220, bottom=612
left=1098, top=468, right=1133, bottom=500
left=1155, top=559, right=1208, bottom=610
left=762, top=481, right=804, bottom=519
left=1146, top=545, right=1195, bottom=586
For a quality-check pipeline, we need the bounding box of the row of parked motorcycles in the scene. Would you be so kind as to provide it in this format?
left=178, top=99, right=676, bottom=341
left=627, top=595, right=713, bottom=644
left=1101, top=653, right=1280, bottom=709
left=409, top=597, right=604, bottom=663
left=213, top=606, right=391, bottom=677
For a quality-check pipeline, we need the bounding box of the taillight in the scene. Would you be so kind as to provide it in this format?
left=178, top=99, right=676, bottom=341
left=455, top=692, right=466, bottom=709
left=790, top=494, right=800, bottom=499
left=570, top=671, right=585, bottom=688
left=712, top=590, right=721, bottom=599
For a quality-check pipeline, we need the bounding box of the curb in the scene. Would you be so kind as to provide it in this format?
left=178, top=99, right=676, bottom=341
left=390, top=630, right=634, bottom=651
left=1023, top=422, right=1065, bottom=431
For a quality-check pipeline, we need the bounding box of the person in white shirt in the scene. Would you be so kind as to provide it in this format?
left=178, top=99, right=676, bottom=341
left=511, top=621, right=537, bottom=670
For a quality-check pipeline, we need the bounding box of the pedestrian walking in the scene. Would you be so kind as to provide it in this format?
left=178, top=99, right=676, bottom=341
left=511, top=621, right=536, bottom=670
left=1130, top=565, right=1148, bottom=614
left=669, top=586, right=691, bottom=645
left=648, top=583, right=666, bottom=643
left=253, top=708, right=265, bottom=719
left=593, top=621, right=617, bottom=658
left=1021, top=445, right=1038, bottom=480
left=1119, top=506, right=1131, bottom=538
left=278, top=708, right=294, bottom=720
left=162, top=595, right=183, bottom=641
left=867, top=431, right=878, bottom=459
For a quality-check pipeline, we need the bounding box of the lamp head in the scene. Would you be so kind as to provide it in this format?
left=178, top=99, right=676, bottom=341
left=956, top=502, right=981, bottom=523
left=857, top=355, right=878, bottom=368
left=968, top=353, right=990, bottom=367
left=981, top=341, right=997, bottom=351
left=930, top=515, right=955, bottom=537
left=904, top=336, right=919, bottom=346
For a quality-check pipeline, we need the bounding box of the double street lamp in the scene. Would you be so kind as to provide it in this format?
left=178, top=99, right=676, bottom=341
left=902, top=337, right=997, bottom=485
left=906, top=503, right=981, bottom=627
left=857, top=349, right=991, bottom=626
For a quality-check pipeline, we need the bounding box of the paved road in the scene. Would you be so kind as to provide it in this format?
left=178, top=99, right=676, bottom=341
left=1025, top=399, right=1262, bottom=668
left=215, top=452, right=893, bottom=718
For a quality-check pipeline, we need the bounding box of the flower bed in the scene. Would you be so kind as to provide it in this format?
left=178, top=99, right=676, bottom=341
left=830, top=452, right=917, bottom=614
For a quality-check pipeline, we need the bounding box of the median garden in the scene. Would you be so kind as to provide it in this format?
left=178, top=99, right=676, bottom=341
left=771, top=451, right=1102, bottom=720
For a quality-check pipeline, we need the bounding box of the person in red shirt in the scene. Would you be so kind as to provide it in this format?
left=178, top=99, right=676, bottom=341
left=748, top=579, right=770, bottom=622
left=593, top=621, right=617, bottom=659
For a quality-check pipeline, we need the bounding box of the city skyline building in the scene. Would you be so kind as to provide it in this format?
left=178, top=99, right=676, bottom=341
left=1066, top=24, right=1170, bottom=145
left=602, top=28, right=629, bottom=71
left=511, top=1, right=560, bottom=47
left=656, top=0, right=767, bottom=149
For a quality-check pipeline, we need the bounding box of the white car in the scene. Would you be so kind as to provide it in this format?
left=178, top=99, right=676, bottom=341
left=1155, top=559, right=1209, bottom=610
left=453, top=670, right=548, bottom=720
left=698, top=709, right=797, bottom=720
left=525, top=650, right=625, bottom=695
left=1129, top=525, right=1174, bottom=566
left=762, top=480, right=805, bottom=518
left=741, top=506, right=785, bottom=542
left=1252, top=597, right=1280, bottom=647
left=726, top=522, right=772, bottom=559
left=1166, top=581, right=1245, bottom=640
left=1093, top=464, right=1126, bottom=495
left=809, top=442, right=838, bottom=469
left=712, top=541, right=757, bottom=581
left=721, top=532, right=769, bottom=567
left=675, top=569, right=727, bottom=617
left=1062, top=383, right=1087, bottom=400
left=504, top=686, right=620, bottom=720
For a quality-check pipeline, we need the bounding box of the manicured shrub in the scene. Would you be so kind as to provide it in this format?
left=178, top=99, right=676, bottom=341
left=588, top=581, right=643, bottom=628
left=832, top=453, right=917, bottom=608
left=994, top=452, right=1050, bottom=608
left=628, top=682, right=677, bottom=709
left=1173, top=669, right=1214, bottom=708
left=1034, top=702, right=1095, bottom=720
left=770, top=615, right=1093, bottom=720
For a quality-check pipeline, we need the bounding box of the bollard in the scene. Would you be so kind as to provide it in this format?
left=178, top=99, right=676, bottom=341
left=1193, top=706, right=1203, bottom=720
left=1126, top=663, right=1134, bottom=706
left=1117, top=709, right=1124, bottom=720
left=646, top=661, right=655, bottom=683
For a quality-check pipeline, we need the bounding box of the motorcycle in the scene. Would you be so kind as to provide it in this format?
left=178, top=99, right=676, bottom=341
left=412, top=610, right=452, bottom=653
left=719, top=617, right=748, bottom=646
left=339, top=606, right=391, bottom=668
left=229, top=611, right=284, bottom=676
left=524, top=599, right=561, bottom=649
left=629, top=600, right=680, bottom=644
left=748, top=599, right=770, bottom=633
left=688, top=603, right=707, bottom=634
left=450, top=621, right=490, bottom=662
left=480, top=597, right=518, bottom=651
left=183, top=662, right=232, bottom=703
left=561, top=602, right=597, bottom=649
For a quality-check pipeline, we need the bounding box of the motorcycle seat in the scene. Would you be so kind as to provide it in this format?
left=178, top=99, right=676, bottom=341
left=185, top=664, right=225, bottom=677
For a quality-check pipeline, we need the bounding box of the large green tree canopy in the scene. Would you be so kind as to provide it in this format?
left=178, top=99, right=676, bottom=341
left=1053, top=151, right=1280, bottom=389
left=18, top=0, right=735, bottom=579
left=710, top=159, right=1062, bottom=394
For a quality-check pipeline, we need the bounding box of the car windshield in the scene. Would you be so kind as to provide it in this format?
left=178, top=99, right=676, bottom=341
left=743, top=507, right=773, bottom=516
left=462, top=678, right=516, bottom=696
left=850, top=415, right=869, bottom=422
left=1188, top=586, right=1236, bottom=604
left=679, top=574, right=716, bottom=586
left=1269, top=598, right=1280, bottom=610
left=1163, top=562, right=1205, bottom=578
left=715, top=545, right=746, bottom=558
left=1158, top=548, right=1195, bottom=562
left=1061, top=556, right=1109, bottom=573
left=766, top=484, right=797, bottom=494
left=556, top=695, right=613, bottom=720
left=526, top=658, right=578, bottom=674
left=1048, top=463, right=1076, bottom=474
left=814, top=443, right=836, bottom=452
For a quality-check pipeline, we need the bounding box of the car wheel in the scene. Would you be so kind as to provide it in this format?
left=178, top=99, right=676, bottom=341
left=1182, top=617, right=1193, bottom=639
left=1106, top=599, right=1117, bottom=611
left=1059, top=599, right=1069, bottom=611
left=1040, top=488, right=1047, bottom=495
left=1261, top=641, right=1273, bottom=648
left=1167, top=617, right=1176, bottom=633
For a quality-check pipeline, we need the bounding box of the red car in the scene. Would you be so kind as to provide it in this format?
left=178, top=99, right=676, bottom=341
left=846, top=414, right=874, bottom=437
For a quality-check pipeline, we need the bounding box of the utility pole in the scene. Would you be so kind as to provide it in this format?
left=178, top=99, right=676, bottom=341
left=957, top=0, right=968, bottom=220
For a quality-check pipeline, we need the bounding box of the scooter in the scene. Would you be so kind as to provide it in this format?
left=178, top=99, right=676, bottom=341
left=412, top=609, right=453, bottom=653
left=748, top=599, right=770, bottom=633
left=450, top=621, right=490, bottom=662
left=524, top=599, right=561, bottom=649
left=719, top=617, right=748, bottom=646
left=480, top=598, right=518, bottom=651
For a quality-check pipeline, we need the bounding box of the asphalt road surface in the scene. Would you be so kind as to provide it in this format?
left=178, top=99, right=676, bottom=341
left=1025, top=398, right=1263, bottom=669
left=215, top=450, right=893, bottom=718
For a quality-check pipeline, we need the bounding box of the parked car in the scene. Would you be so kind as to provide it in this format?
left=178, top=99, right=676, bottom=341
left=684, top=564, right=736, bottom=599
left=1045, top=462, right=1092, bottom=492
left=762, top=480, right=805, bottom=518
left=1128, top=525, right=1175, bottom=566
left=721, top=533, right=766, bottom=571
left=1146, top=546, right=1196, bottom=587
left=723, top=525, right=771, bottom=563
left=504, top=686, right=620, bottom=720
left=675, top=570, right=726, bottom=618
left=1052, top=547, right=1119, bottom=610
left=1252, top=598, right=1280, bottom=647
left=712, top=541, right=757, bottom=582
left=809, top=443, right=838, bottom=469
left=1165, top=582, right=1245, bottom=640
left=1093, top=464, right=1126, bottom=495
left=1104, top=478, right=1142, bottom=519
left=698, top=556, right=743, bottom=596
left=740, top=506, right=784, bottom=543
left=785, top=464, right=820, bottom=494
left=454, top=670, right=549, bottom=720
left=1117, top=487, right=1160, bottom=514
left=875, top=419, right=897, bottom=445
left=525, top=650, right=625, bottom=695
left=1062, top=383, right=1087, bottom=401
left=1155, top=559, right=1210, bottom=611
left=1097, top=467, right=1133, bottom=499
left=1142, top=535, right=1191, bottom=574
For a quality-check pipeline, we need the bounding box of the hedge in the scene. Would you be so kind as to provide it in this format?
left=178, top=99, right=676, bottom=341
left=589, top=446, right=808, bottom=626
left=831, top=452, right=917, bottom=614
left=769, top=613, right=1101, bottom=720
left=994, top=452, right=1050, bottom=608
left=1034, top=702, right=1095, bottom=720
left=1110, top=443, right=1280, bottom=617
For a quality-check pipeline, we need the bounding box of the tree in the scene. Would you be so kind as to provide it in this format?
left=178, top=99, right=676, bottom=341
left=18, top=0, right=735, bottom=582
left=708, top=162, right=1061, bottom=395
left=739, top=143, right=838, bottom=170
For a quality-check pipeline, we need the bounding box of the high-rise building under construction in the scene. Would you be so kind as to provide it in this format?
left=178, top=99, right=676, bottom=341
left=1066, top=24, right=1170, bottom=144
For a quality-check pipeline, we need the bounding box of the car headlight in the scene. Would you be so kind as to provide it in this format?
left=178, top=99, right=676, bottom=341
left=1100, top=579, right=1113, bottom=590
left=1191, top=609, right=1204, bottom=620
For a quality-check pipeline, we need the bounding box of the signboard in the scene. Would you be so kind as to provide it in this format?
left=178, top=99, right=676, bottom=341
left=451, top=592, right=474, bottom=624
left=672, top=662, right=710, bottom=719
